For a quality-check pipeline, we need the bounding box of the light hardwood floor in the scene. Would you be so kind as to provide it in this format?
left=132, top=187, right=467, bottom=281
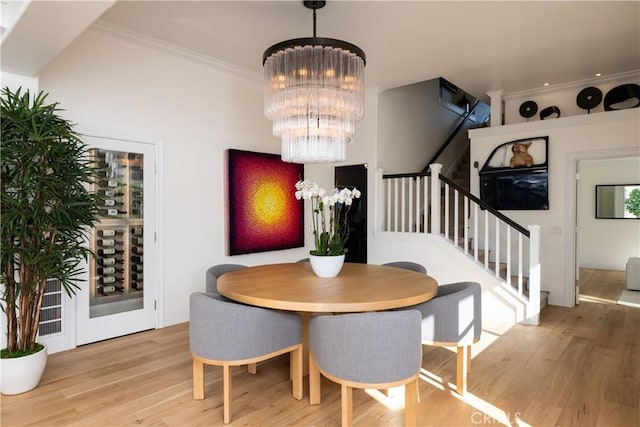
left=579, top=268, right=627, bottom=304
left=2, top=269, right=638, bottom=426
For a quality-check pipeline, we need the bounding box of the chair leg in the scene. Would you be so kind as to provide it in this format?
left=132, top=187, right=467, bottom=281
left=193, top=357, right=204, bottom=400
left=247, top=363, right=257, bottom=374
left=309, top=352, right=321, bottom=405
left=291, top=346, right=303, bottom=400
left=456, top=346, right=470, bottom=395
left=223, top=364, right=232, bottom=424
left=341, top=383, right=353, bottom=427
left=405, top=378, right=418, bottom=427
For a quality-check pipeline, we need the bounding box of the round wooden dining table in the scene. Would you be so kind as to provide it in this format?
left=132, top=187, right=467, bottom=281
left=217, top=262, right=438, bottom=404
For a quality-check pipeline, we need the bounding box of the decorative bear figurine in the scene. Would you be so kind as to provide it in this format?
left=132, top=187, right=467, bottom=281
left=509, top=142, right=534, bottom=168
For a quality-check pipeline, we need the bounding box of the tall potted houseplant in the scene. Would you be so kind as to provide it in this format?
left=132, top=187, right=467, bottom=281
left=294, top=180, right=361, bottom=277
left=0, top=87, right=100, bottom=394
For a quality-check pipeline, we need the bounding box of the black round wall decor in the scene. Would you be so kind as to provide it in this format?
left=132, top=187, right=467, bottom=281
left=540, top=105, right=561, bottom=120
left=604, top=83, right=640, bottom=111
left=576, top=86, right=603, bottom=113
left=519, top=100, right=538, bottom=119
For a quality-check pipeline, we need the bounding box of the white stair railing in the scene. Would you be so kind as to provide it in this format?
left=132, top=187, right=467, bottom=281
left=380, top=164, right=542, bottom=325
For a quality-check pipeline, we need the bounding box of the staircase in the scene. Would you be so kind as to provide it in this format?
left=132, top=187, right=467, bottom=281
left=443, top=153, right=549, bottom=310
left=380, top=163, right=544, bottom=325
left=450, top=150, right=471, bottom=191
left=478, top=253, right=548, bottom=309
left=442, top=150, right=470, bottom=239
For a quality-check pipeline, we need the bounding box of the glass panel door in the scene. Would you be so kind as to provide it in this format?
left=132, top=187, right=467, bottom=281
left=90, top=149, right=144, bottom=317
left=77, top=136, right=156, bottom=345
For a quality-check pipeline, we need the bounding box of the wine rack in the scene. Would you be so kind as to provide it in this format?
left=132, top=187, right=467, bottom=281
left=89, top=149, right=145, bottom=318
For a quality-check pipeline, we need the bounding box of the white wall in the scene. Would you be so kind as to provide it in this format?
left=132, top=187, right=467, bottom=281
left=578, top=157, right=640, bottom=270
left=378, top=79, right=441, bottom=174
left=469, top=108, right=640, bottom=307
left=377, top=78, right=485, bottom=175
left=37, top=26, right=379, bottom=328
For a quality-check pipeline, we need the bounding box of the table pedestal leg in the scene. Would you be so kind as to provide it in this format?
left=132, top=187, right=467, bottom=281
left=291, top=312, right=311, bottom=376
left=302, top=312, right=310, bottom=376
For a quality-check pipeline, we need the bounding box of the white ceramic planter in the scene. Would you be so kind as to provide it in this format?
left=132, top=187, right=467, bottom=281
left=1, top=344, right=47, bottom=395
left=309, top=254, right=345, bottom=278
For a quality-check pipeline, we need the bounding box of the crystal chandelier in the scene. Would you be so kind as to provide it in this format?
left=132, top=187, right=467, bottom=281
left=263, top=1, right=366, bottom=163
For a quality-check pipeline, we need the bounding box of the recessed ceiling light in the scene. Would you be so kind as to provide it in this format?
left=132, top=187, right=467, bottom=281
left=595, top=73, right=602, bottom=77
left=543, top=83, right=550, bottom=87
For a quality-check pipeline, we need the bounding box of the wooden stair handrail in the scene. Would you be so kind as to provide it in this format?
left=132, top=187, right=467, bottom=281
left=381, top=170, right=530, bottom=237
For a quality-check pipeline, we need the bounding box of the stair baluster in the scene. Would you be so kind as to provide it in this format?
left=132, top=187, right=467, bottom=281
left=381, top=163, right=543, bottom=325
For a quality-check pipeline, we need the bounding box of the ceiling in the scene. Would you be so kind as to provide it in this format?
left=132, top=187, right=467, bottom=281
left=3, top=1, right=640, bottom=100
left=97, top=0, right=640, bottom=98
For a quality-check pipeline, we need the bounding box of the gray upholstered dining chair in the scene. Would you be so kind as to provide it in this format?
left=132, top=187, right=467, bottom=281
left=309, top=310, right=423, bottom=427
left=189, top=292, right=303, bottom=424
left=205, top=263, right=247, bottom=295
left=382, top=261, right=427, bottom=274
left=205, top=264, right=261, bottom=373
left=382, top=263, right=481, bottom=395
left=407, top=281, right=482, bottom=395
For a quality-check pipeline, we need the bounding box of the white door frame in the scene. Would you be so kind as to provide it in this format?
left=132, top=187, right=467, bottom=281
left=77, top=126, right=164, bottom=345
left=565, top=147, right=640, bottom=307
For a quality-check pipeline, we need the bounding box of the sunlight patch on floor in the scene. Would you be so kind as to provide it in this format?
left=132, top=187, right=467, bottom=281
left=419, top=368, right=446, bottom=391
left=364, top=386, right=406, bottom=411
left=420, top=328, right=507, bottom=364
left=579, top=294, right=616, bottom=304
left=419, top=368, right=533, bottom=427
left=473, top=328, right=506, bottom=354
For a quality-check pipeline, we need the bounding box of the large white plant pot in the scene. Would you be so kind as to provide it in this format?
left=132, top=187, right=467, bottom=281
left=1, top=344, right=47, bottom=395
left=309, top=254, right=345, bottom=278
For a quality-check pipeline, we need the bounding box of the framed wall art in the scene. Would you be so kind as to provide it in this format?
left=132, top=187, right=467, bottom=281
left=227, top=149, right=304, bottom=255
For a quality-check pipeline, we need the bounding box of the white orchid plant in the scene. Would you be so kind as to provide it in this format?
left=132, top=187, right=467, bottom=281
left=295, top=180, right=361, bottom=256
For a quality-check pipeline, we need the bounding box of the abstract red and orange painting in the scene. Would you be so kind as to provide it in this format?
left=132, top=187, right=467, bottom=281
left=227, top=149, right=304, bottom=255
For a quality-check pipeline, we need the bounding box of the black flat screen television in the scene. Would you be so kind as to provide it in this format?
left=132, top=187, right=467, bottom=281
left=479, top=136, right=549, bottom=210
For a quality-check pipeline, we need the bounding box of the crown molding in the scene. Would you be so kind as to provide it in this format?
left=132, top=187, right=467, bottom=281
left=89, top=20, right=263, bottom=83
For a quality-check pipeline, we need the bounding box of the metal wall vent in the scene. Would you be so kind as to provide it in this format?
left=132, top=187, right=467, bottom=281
left=39, top=279, right=63, bottom=336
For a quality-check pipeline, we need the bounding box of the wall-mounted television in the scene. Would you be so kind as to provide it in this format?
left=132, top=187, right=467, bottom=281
left=479, top=136, right=549, bottom=210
